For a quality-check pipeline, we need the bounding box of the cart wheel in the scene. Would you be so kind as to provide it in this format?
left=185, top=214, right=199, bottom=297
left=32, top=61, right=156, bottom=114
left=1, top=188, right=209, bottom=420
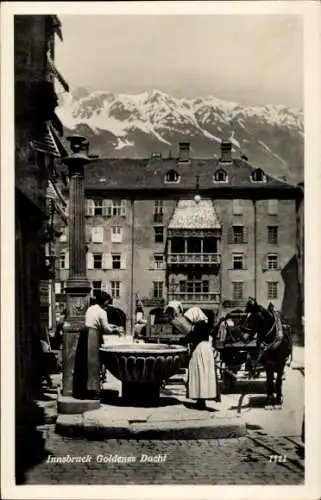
left=221, top=371, right=234, bottom=394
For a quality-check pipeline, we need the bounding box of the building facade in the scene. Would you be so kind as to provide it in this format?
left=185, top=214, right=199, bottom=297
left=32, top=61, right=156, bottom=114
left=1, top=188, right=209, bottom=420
left=56, top=141, right=303, bottom=333
left=15, top=15, right=68, bottom=480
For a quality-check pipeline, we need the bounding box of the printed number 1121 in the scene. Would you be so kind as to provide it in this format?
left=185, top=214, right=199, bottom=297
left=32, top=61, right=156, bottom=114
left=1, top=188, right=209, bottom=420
left=269, top=455, right=287, bottom=463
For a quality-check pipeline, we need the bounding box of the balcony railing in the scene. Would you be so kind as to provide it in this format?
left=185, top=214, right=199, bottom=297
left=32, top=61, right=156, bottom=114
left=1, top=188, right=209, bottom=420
left=168, top=292, right=220, bottom=304
left=167, top=253, right=221, bottom=265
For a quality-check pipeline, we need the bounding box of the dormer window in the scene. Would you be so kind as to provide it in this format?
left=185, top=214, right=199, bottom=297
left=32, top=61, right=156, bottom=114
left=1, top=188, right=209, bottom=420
left=251, top=168, right=266, bottom=183
left=213, top=169, right=228, bottom=183
left=165, top=169, right=180, bottom=184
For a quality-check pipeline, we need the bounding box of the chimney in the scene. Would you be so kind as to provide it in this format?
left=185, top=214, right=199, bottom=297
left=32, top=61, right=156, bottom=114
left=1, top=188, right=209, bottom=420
left=178, top=141, right=190, bottom=162
left=220, top=140, right=232, bottom=163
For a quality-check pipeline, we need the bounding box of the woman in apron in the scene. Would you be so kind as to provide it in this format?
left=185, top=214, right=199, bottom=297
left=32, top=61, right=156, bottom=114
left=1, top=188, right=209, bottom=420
left=164, top=301, right=220, bottom=410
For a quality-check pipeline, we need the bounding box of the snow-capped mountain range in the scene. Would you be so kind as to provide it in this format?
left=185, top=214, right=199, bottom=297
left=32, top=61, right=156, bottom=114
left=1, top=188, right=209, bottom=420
left=57, top=88, right=304, bottom=183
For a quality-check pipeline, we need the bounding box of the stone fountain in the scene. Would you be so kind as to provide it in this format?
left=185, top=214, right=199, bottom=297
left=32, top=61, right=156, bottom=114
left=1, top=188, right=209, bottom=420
left=100, top=343, right=188, bottom=405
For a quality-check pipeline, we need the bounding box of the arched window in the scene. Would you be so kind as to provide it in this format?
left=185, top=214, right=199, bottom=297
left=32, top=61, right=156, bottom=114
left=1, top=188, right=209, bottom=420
left=213, top=169, right=228, bottom=183
left=165, top=169, right=180, bottom=183
left=251, top=168, right=266, bottom=183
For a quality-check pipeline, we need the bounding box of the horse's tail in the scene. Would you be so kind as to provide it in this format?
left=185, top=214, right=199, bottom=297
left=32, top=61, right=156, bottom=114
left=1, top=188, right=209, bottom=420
left=286, top=349, right=293, bottom=367
left=284, top=325, right=293, bottom=366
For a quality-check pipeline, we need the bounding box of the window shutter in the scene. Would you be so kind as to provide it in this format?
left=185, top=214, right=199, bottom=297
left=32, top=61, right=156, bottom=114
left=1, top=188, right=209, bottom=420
left=86, top=226, right=91, bottom=243
left=262, top=254, right=267, bottom=271
left=233, top=199, right=242, bottom=215
left=55, top=282, right=61, bottom=294
left=101, top=281, right=109, bottom=291
left=119, top=228, right=124, bottom=242
left=121, top=199, right=127, bottom=217
left=120, top=253, right=127, bottom=270
left=227, top=227, right=233, bottom=244
left=103, top=199, right=112, bottom=217
left=268, top=199, right=278, bottom=215
left=87, top=252, right=94, bottom=270
left=65, top=251, right=69, bottom=270
left=103, top=253, right=112, bottom=270
left=85, top=199, right=95, bottom=216
left=92, top=226, right=103, bottom=243
left=243, top=227, right=249, bottom=243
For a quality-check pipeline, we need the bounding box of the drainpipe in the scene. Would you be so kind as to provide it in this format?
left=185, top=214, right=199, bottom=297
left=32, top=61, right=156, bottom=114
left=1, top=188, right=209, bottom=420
left=130, top=198, right=135, bottom=333
left=253, top=199, right=257, bottom=299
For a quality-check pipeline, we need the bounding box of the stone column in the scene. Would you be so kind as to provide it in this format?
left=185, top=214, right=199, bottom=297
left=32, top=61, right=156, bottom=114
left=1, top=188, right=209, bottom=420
left=59, top=136, right=100, bottom=414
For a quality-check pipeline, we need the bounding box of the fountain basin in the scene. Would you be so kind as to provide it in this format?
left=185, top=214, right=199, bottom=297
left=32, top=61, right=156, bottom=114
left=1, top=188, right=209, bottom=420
left=100, top=343, right=187, bottom=384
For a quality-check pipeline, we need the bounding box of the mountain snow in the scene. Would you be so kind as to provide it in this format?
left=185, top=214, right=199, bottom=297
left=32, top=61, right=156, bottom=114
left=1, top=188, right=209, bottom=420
left=56, top=89, right=304, bottom=182
left=58, top=89, right=303, bottom=140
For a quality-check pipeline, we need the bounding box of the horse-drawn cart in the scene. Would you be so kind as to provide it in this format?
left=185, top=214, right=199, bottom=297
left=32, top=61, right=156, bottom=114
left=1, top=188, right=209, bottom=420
left=214, top=310, right=265, bottom=393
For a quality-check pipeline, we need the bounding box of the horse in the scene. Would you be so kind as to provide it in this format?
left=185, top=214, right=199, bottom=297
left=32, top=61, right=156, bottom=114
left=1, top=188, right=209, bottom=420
left=244, top=297, right=293, bottom=407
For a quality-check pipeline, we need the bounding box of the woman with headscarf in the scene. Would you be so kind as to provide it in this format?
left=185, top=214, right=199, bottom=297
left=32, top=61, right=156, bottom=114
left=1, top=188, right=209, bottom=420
left=164, top=301, right=219, bottom=410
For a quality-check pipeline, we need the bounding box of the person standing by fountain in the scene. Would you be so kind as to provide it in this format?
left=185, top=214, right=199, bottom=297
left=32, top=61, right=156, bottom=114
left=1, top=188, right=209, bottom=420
left=86, top=292, right=114, bottom=343
left=184, top=320, right=219, bottom=410
left=164, top=302, right=220, bottom=410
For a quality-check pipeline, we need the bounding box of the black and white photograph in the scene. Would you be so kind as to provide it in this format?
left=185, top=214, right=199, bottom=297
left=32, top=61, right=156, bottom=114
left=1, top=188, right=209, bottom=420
left=1, top=1, right=321, bottom=499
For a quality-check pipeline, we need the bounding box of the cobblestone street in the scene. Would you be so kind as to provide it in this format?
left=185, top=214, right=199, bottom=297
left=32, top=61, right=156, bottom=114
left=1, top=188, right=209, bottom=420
left=25, top=430, right=304, bottom=485
left=23, top=349, right=304, bottom=486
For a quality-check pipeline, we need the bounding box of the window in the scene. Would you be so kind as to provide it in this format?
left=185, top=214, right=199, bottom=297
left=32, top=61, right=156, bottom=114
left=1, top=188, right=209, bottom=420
left=154, top=200, right=164, bottom=223
left=112, top=254, right=121, bottom=269
left=154, top=226, right=164, bottom=243
left=165, top=169, right=180, bottom=183
left=267, top=281, right=279, bottom=300
left=59, top=252, right=68, bottom=269
left=232, top=199, right=242, bottom=215
left=213, top=169, right=228, bottom=183
left=267, top=254, right=279, bottom=270
left=179, top=279, right=209, bottom=295
left=154, top=200, right=163, bottom=213
left=111, top=226, right=123, bottom=243
left=153, top=281, right=164, bottom=299
left=60, top=281, right=66, bottom=294
left=229, top=225, right=247, bottom=244
left=251, top=168, right=266, bottom=183
left=92, top=281, right=102, bottom=296
left=94, top=199, right=103, bottom=216
left=232, top=281, right=244, bottom=300
left=268, top=199, right=278, bottom=215
left=154, top=254, right=164, bottom=270
left=111, top=281, right=120, bottom=298
left=267, top=226, right=278, bottom=244
left=232, top=253, right=245, bottom=270
left=112, top=200, right=121, bottom=216
left=92, top=226, right=104, bottom=243
left=93, top=253, right=103, bottom=269
left=60, top=253, right=66, bottom=269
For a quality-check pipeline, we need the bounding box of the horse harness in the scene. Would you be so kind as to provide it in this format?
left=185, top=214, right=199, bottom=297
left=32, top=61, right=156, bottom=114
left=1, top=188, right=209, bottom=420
left=254, top=310, right=284, bottom=365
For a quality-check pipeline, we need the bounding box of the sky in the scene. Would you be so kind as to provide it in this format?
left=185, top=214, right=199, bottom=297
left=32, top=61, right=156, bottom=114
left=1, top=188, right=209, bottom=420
left=56, top=15, right=303, bottom=108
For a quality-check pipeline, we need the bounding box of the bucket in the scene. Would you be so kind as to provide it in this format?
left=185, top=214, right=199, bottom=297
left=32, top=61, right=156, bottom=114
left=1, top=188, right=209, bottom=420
left=171, top=316, right=193, bottom=336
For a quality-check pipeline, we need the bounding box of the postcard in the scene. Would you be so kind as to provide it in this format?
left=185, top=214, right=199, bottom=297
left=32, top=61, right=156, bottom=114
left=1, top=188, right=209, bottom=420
left=1, top=1, right=321, bottom=499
